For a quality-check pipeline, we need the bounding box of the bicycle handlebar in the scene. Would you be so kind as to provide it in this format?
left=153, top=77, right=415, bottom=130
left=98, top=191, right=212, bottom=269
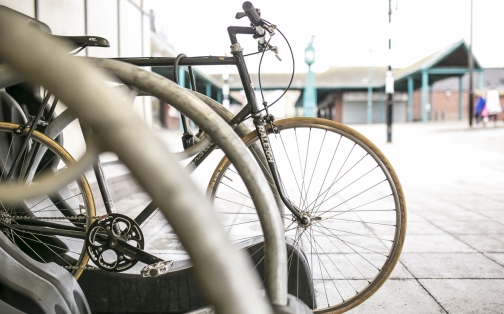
left=239, top=2, right=267, bottom=49
left=242, top=1, right=261, bottom=26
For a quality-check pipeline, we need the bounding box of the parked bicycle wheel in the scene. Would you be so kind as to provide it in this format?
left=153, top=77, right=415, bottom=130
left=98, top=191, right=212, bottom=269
left=208, top=117, right=407, bottom=313
left=0, top=122, right=95, bottom=279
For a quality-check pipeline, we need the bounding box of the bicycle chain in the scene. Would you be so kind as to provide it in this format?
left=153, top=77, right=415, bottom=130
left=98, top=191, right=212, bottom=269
left=3, top=214, right=102, bottom=221
left=1, top=213, right=103, bottom=271
left=62, top=265, right=100, bottom=271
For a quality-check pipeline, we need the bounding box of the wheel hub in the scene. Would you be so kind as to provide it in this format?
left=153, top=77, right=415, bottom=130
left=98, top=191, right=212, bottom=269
left=297, top=212, right=312, bottom=228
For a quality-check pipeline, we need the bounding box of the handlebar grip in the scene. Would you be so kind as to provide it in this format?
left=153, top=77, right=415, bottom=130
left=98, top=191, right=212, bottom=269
left=242, top=1, right=261, bottom=26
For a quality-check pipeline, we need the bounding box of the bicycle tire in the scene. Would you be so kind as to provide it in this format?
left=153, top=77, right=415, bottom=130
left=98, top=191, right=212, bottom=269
left=0, top=122, right=95, bottom=280
left=207, top=117, right=407, bottom=313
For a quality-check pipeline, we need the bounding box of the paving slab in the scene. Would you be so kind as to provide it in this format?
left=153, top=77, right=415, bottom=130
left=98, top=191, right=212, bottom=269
left=105, top=122, right=504, bottom=312
left=431, top=221, right=504, bottom=235
left=400, top=253, right=504, bottom=279
left=346, top=279, right=445, bottom=314
left=467, top=210, right=504, bottom=223
left=406, top=220, right=447, bottom=235
left=402, top=234, right=476, bottom=253
left=484, top=253, right=504, bottom=267
left=419, top=279, right=504, bottom=314
left=413, top=209, right=490, bottom=222
left=457, top=235, right=504, bottom=253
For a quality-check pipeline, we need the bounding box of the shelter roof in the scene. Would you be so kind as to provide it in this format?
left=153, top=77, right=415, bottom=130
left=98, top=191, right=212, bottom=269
left=213, top=40, right=483, bottom=92
left=394, top=39, right=483, bottom=91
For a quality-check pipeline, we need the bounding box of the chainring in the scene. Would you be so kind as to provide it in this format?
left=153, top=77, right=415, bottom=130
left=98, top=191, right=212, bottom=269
left=86, top=213, right=144, bottom=272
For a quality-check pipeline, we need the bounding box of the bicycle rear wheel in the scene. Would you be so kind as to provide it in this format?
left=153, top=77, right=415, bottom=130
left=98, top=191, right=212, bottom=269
left=0, top=122, right=95, bottom=279
left=207, top=117, right=407, bottom=313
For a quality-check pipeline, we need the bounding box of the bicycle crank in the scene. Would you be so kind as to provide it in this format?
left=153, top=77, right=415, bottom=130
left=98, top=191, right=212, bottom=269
left=86, top=213, right=162, bottom=272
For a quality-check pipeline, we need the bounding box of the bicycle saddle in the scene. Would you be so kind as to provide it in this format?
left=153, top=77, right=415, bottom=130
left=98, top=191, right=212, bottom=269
left=52, top=35, right=110, bottom=48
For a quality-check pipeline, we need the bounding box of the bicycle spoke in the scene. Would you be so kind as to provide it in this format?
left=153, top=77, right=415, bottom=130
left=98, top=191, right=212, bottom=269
left=0, top=135, right=15, bottom=179
left=308, top=144, right=357, bottom=214
left=317, top=179, right=388, bottom=219
left=221, top=182, right=253, bottom=200
left=313, top=223, right=392, bottom=242
left=320, top=194, right=393, bottom=214
left=278, top=133, right=305, bottom=205
left=215, top=196, right=257, bottom=210
left=306, top=228, right=359, bottom=292
left=311, top=164, right=378, bottom=215
left=11, top=230, right=47, bottom=263
left=299, top=128, right=311, bottom=210
left=310, top=152, right=368, bottom=215
left=303, top=130, right=326, bottom=211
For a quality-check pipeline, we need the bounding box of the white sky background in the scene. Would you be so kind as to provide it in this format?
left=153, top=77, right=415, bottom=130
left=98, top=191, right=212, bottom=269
left=146, top=0, right=504, bottom=74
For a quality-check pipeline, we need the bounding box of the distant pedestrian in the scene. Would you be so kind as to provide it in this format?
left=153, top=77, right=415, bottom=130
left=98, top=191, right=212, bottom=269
left=486, top=88, right=502, bottom=126
left=475, top=94, right=486, bottom=126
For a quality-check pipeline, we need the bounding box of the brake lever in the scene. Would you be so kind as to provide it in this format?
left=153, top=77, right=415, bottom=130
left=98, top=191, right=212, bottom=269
left=235, top=12, right=247, bottom=19
left=258, top=42, right=282, bottom=61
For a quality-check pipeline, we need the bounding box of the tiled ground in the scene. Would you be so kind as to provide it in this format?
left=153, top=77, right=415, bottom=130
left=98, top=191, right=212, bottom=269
left=103, top=121, right=504, bottom=313
left=345, top=121, right=504, bottom=313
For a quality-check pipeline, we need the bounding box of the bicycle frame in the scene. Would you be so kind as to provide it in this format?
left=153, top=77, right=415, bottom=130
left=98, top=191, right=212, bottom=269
left=114, top=26, right=303, bottom=220
left=3, top=25, right=303, bottom=253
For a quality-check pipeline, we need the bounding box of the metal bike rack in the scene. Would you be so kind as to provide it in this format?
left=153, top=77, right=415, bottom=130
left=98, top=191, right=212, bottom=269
left=93, top=58, right=288, bottom=306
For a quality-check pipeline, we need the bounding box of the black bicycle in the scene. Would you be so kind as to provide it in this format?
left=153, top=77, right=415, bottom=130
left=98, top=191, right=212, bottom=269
left=0, top=2, right=406, bottom=313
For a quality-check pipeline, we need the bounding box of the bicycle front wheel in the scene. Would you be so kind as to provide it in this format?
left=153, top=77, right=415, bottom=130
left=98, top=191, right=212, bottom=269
left=0, top=122, right=95, bottom=279
left=207, top=117, right=407, bottom=313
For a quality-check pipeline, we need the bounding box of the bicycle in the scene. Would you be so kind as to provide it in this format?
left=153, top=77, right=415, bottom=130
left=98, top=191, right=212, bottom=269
left=1, top=2, right=407, bottom=313
left=0, top=8, right=276, bottom=314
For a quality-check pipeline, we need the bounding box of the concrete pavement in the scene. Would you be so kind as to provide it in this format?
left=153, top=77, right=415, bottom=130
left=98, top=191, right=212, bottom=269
left=100, top=120, right=504, bottom=313
left=347, top=121, right=504, bottom=314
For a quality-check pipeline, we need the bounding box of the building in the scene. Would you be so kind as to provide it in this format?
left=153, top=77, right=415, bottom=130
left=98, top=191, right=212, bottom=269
left=213, top=40, right=504, bottom=124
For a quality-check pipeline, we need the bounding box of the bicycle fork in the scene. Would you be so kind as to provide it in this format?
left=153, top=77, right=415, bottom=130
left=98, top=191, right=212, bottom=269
left=252, top=115, right=304, bottom=222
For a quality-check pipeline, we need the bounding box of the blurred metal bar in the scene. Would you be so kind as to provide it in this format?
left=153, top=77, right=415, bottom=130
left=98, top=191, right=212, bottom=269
left=95, top=58, right=288, bottom=307
left=113, top=56, right=237, bottom=66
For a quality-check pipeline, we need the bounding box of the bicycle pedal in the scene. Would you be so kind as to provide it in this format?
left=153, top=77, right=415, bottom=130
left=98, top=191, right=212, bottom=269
left=141, top=260, right=174, bottom=278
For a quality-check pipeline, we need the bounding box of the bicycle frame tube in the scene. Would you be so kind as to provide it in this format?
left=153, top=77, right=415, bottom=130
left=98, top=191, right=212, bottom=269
left=16, top=25, right=300, bottom=224
left=227, top=26, right=302, bottom=219
left=115, top=25, right=303, bottom=220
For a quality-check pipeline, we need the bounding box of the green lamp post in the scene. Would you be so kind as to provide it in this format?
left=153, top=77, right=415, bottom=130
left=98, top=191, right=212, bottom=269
left=303, top=36, right=317, bottom=117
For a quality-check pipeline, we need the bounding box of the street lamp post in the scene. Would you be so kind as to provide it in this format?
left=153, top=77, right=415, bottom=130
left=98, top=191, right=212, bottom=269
left=303, top=36, right=317, bottom=117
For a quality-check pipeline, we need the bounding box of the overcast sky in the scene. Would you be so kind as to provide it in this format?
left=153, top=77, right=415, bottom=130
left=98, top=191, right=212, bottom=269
left=147, top=0, right=504, bottom=74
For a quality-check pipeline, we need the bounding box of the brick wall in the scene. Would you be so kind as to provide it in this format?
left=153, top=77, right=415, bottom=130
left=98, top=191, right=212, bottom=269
left=333, top=92, right=343, bottom=123
left=410, top=90, right=504, bottom=121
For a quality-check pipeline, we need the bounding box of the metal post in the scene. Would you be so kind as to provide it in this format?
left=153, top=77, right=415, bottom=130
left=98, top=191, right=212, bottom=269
left=222, top=61, right=230, bottom=109
left=385, top=0, right=394, bottom=142
left=205, top=83, right=212, bottom=98
left=422, top=71, right=428, bottom=123
left=429, top=84, right=433, bottom=121
left=478, top=70, right=483, bottom=90
left=407, top=76, right=413, bottom=122
left=367, top=65, right=373, bottom=123
left=303, top=37, right=317, bottom=117
left=178, top=67, right=185, bottom=132
left=468, top=0, right=474, bottom=127
left=379, top=88, right=384, bottom=123
left=458, top=76, right=463, bottom=120
left=303, top=67, right=316, bottom=117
